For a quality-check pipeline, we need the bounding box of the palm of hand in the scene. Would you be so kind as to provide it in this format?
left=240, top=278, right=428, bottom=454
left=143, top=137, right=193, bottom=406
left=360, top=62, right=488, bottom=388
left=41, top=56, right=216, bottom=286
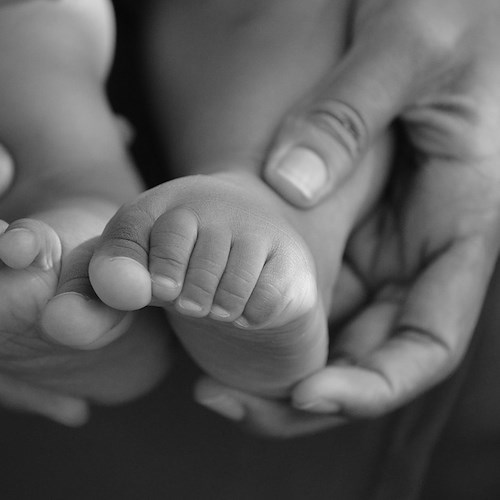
left=328, top=152, right=500, bottom=416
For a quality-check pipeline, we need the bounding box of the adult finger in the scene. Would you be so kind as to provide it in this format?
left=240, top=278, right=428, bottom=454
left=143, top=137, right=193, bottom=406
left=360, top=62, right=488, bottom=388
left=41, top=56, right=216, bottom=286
left=194, top=376, right=344, bottom=438
left=263, top=8, right=452, bottom=207
left=292, top=236, right=496, bottom=417
left=0, top=372, right=89, bottom=427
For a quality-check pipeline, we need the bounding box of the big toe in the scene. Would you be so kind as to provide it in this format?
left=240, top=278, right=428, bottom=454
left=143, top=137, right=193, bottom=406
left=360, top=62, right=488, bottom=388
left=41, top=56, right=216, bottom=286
left=41, top=292, right=132, bottom=350
left=89, top=255, right=152, bottom=311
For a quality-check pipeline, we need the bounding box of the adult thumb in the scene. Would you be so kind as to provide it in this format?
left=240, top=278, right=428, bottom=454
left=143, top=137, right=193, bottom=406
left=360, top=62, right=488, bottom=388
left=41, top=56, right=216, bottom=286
left=263, top=24, right=420, bottom=208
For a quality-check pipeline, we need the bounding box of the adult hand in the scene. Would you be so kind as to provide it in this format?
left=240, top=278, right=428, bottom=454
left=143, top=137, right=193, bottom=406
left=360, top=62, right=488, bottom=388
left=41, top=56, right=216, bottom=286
left=195, top=144, right=500, bottom=435
left=195, top=0, right=500, bottom=435
left=264, top=0, right=500, bottom=208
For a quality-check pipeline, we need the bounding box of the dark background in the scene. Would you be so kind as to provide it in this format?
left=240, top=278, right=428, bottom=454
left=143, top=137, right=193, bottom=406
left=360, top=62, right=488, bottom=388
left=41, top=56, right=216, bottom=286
left=1, top=3, right=499, bottom=499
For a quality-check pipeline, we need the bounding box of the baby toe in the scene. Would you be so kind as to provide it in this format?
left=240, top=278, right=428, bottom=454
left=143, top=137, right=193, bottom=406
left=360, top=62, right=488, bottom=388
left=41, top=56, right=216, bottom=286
left=42, top=236, right=132, bottom=348
left=210, top=237, right=267, bottom=322
left=240, top=254, right=317, bottom=329
left=41, top=292, right=131, bottom=349
left=175, top=225, right=231, bottom=318
left=0, top=219, right=60, bottom=270
left=89, top=255, right=151, bottom=311
left=149, top=207, right=198, bottom=303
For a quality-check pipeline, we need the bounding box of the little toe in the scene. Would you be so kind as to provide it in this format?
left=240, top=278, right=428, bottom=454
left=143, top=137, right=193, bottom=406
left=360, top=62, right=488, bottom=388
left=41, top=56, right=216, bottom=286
left=149, top=208, right=198, bottom=303
left=209, top=236, right=267, bottom=322
left=175, top=226, right=231, bottom=318
left=242, top=253, right=317, bottom=329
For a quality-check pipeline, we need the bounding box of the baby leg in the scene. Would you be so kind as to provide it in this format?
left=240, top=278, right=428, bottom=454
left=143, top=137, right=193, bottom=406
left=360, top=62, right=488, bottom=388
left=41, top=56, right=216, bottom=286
left=0, top=0, right=141, bottom=347
left=0, top=1, right=169, bottom=420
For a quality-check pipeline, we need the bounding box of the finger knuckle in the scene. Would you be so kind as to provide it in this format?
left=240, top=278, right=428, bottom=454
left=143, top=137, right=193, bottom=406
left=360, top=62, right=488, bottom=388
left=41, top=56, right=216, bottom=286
left=306, top=101, right=367, bottom=157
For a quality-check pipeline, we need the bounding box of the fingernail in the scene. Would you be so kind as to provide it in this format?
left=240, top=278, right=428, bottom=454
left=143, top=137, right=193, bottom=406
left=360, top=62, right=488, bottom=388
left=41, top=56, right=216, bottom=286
left=294, top=399, right=341, bottom=414
left=151, top=274, right=180, bottom=301
left=274, top=148, right=328, bottom=200
left=197, top=394, right=246, bottom=421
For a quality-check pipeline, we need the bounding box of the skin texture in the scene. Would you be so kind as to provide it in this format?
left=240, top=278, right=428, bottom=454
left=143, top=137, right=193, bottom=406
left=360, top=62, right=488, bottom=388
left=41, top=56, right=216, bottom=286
left=133, top=0, right=390, bottom=401
left=194, top=0, right=500, bottom=436
left=0, top=0, right=170, bottom=425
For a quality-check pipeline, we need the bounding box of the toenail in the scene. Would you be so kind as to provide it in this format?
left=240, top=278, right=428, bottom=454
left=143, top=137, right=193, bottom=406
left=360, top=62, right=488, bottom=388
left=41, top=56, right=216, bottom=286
left=293, top=398, right=341, bottom=414
left=210, top=305, right=231, bottom=319
left=4, top=227, right=31, bottom=235
left=177, top=297, right=203, bottom=314
left=152, top=274, right=178, bottom=289
left=1, top=228, right=34, bottom=244
left=151, top=274, right=180, bottom=301
left=197, top=394, right=245, bottom=421
left=234, top=317, right=250, bottom=328
left=108, top=256, right=147, bottom=270
left=90, top=255, right=151, bottom=310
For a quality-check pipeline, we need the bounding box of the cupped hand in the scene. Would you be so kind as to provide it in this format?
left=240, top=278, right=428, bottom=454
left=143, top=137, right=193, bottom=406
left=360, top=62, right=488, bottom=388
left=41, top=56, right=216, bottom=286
left=195, top=142, right=500, bottom=435
left=207, top=0, right=500, bottom=437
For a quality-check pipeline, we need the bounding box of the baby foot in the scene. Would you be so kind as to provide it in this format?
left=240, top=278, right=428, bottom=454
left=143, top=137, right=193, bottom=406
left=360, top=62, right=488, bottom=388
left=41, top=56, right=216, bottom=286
left=90, top=173, right=328, bottom=396
left=0, top=214, right=128, bottom=351
left=0, top=211, right=169, bottom=418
